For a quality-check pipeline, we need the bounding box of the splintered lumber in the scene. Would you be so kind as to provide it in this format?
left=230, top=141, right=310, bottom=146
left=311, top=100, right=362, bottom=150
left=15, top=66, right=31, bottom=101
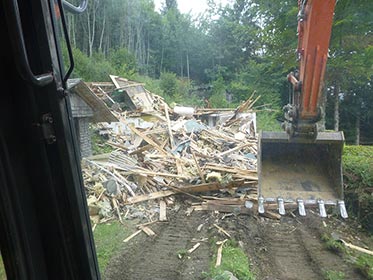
left=141, top=226, right=156, bottom=237
left=193, top=202, right=254, bottom=215
left=122, top=119, right=168, bottom=156
left=112, top=198, right=123, bottom=223
left=123, top=230, right=142, bottom=243
left=260, top=211, right=281, bottom=220
left=84, top=159, right=136, bottom=196
left=187, top=243, right=201, bottom=254
left=191, top=150, right=206, bottom=183
left=219, top=142, right=255, bottom=157
left=159, top=200, right=167, bottom=221
left=204, top=163, right=257, bottom=176
left=125, top=181, right=246, bottom=204
left=215, top=239, right=228, bottom=267
left=164, top=104, right=175, bottom=149
left=126, top=190, right=175, bottom=204
left=339, top=239, right=373, bottom=256
left=213, top=224, right=231, bottom=238
left=180, top=180, right=245, bottom=193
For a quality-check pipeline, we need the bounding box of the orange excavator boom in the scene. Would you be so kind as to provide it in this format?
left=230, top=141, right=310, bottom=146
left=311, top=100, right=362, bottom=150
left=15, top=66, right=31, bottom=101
left=258, top=0, right=347, bottom=218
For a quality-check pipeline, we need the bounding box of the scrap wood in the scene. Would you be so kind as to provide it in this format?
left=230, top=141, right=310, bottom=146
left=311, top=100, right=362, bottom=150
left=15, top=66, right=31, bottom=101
left=179, top=179, right=245, bottom=193
left=136, top=220, right=164, bottom=229
left=213, top=224, right=231, bottom=238
left=219, top=142, right=256, bottom=157
left=140, top=226, right=156, bottom=237
left=125, top=190, right=175, bottom=204
left=122, top=118, right=168, bottom=156
left=193, top=202, right=254, bottom=215
left=164, top=104, right=175, bottom=149
left=204, top=163, right=257, bottom=176
left=159, top=200, right=167, bottom=221
left=128, top=144, right=152, bottom=155
left=215, top=239, right=228, bottom=267
left=201, top=197, right=245, bottom=205
left=339, top=239, right=373, bottom=256
left=260, top=211, right=281, bottom=220
left=123, top=229, right=142, bottom=243
left=187, top=242, right=201, bottom=254
left=84, top=159, right=136, bottom=196
left=112, top=198, right=123, bottom=223
left=191, top=150, right=206, bottom=183
left=125, top=180, right=242, bottom=204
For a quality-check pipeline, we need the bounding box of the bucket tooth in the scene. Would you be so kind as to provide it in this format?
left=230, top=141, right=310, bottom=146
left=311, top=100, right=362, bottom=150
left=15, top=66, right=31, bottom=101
left=277, top=197, right=285, bottom=215
left=338, top=201, right=348, bottom=219
left=297, top=199, right=306, bottom=216
left=258, top=197, right=265, bottom=214
left=258, top=131, right=345, bottom=219
left=318, top=200, right=327, bottom=218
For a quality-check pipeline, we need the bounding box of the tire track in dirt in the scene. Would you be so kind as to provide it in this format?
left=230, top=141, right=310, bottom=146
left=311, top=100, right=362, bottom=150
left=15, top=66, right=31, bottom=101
left=104, top=209, right=210, bottom=280
left=234, top=214, right=365, bottom=280
left=262, top=222, right=321, bottom=279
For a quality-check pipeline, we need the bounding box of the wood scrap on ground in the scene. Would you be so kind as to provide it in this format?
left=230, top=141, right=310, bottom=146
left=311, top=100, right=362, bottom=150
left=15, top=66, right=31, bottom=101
left=82, top=75, right=264, bottom=224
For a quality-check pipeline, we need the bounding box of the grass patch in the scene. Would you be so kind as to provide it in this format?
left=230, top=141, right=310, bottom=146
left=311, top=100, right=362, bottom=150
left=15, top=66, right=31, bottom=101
left=355, top=254, right=373, bottom=279
left=93, top=221, right=132, bottom=273
left=321, top=233, right=347, bottom=255
left=91, top=127, right=114, bottom=155
left=323, top=270, right=345, bottom=280
left=0, top=253, right=6, bottom=279
left=207, top=239, right=255, bottom=280
left=342, top=145, right=373, bottom=232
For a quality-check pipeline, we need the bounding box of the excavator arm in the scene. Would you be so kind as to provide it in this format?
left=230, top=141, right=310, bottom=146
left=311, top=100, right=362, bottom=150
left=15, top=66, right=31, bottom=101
left=285, top=0, right=336, bottom=138
left=258, top=0, right=347, bottom=218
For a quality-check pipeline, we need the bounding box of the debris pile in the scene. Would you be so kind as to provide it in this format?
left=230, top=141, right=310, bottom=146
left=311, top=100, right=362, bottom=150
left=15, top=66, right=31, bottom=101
left=81, top=75, right=260, bottom=225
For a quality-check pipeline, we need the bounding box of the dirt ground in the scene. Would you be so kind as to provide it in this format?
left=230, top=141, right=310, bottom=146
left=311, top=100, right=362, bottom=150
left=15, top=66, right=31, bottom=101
left=104, top=199, right=369, bottom=280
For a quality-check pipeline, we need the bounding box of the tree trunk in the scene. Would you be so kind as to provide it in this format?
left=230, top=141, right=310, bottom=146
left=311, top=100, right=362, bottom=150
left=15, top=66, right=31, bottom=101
left=355, top=111, right=360, bottom=145
left=334, top=84, right=340, bottom=131
left=98, top=11, right=106, bottom=52
left=186, top=51, right=190, bottom=81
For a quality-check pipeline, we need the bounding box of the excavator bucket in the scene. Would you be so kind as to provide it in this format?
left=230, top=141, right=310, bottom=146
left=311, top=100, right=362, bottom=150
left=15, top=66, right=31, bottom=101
left=258, top=131, right=347, bottom=218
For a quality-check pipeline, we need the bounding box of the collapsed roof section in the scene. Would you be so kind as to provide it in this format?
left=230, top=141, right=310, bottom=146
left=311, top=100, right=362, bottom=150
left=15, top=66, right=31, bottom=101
left=68, top=79, right=118, bottom=123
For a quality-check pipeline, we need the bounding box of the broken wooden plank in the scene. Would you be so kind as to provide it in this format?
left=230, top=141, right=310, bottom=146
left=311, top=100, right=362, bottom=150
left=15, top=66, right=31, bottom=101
left=164, top=104, right=175, bottom=149
left=215, top=239, right=228, bottom=267
left=179, top=180, right=245, bottom=193
left=84, top=159, right=136, bottom=196
left=123, top=230, right=142, bottom=243
left=112, top=198, right=123, bottom=224
left=125, top=190, right=175, bottom=204
left=219, top=142, right=255, bottom=157
left=122, top=119, right=168, bottom=156
left=193, top=203, right=254, bottom=215
left=213, top=224, right=231, bottom=238
left=188, top=242, right=201, bottom=254
left=340, top=239, right=373, bottom=256
left=260, top=211, right=281, bottom=220
left=191, top=150, right=206, bottom=183
left=141, top=226, right=156, bottom=237
left=159, top=200, right=167, bottom=221
left=126, top=180, right=247, bottom=204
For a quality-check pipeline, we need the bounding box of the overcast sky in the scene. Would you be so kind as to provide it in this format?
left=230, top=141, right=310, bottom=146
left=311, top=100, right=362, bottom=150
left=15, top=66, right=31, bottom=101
left=154, top=0, right=231, bottom=16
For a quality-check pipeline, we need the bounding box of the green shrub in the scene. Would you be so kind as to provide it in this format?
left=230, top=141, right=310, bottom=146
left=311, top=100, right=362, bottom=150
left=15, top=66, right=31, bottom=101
left=343, top=146, right=373, bottom=232
left=108, top=48, right=137, bottom=79
left=321, top=233, right=346, bottom=255
left=160, top=72, right=178, bottom=97
left=355, top=254, right=373, bottom=279
left=323, top=270, right=345, bottom=280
